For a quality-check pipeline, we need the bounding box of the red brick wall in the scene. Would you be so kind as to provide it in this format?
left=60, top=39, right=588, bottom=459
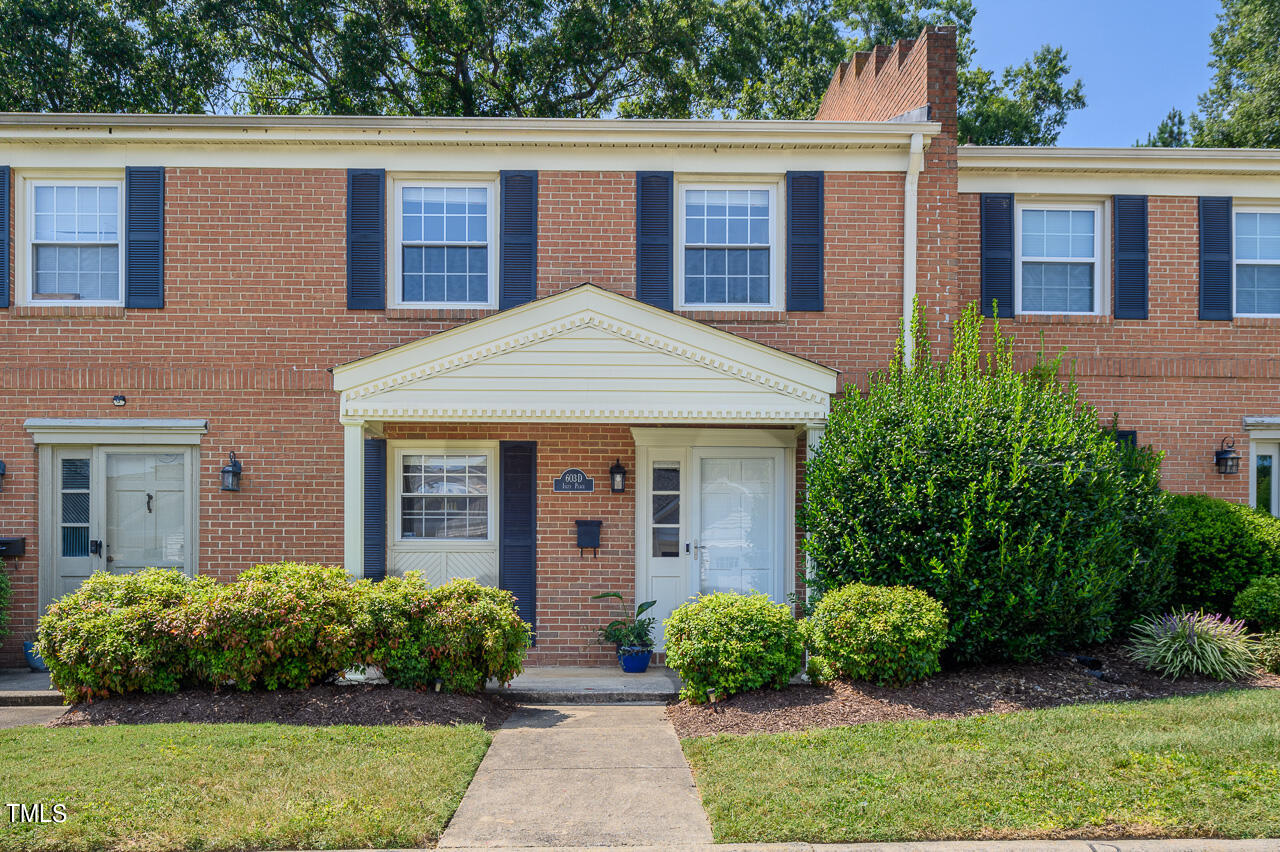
left=956, top=191, right=1280, bottom=502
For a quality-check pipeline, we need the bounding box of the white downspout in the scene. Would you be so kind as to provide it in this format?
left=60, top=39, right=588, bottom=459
left=902, top=132, right=925, bottom=364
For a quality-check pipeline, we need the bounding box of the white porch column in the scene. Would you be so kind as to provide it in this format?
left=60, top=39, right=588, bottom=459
left=342, top=419, right=366, bottom=579
left=804, top=422, right=826, bottom=457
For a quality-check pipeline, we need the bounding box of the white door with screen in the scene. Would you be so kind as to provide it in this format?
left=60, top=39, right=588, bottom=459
left=49, top=446, right=195, bottom=603
left=638, top=440, right=789, bottom=650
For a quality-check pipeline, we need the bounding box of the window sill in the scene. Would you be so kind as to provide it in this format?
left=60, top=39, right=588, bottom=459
left=1012, top=313, right=1111, bottom=325
left=11, top=304, right=126, bottom=319
left=678, top=308, right=789, bottom=324
left=385, top=306, right=498, bottom=322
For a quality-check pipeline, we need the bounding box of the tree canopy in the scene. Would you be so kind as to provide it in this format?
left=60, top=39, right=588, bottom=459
left=0, top=0, right=1087, bottom=143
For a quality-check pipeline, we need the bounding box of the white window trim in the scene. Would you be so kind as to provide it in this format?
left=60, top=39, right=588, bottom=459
left=675, top=178, right=785, bottom=311
left=16, top=172, right=126, bottom=308
left=391, top=441, right=498, bottom=548
left=1232, top=205, right=1280, bottom=319
left=1014, top=198, right=1107, bottom=316
left=388, top=176, right=500, bottom=310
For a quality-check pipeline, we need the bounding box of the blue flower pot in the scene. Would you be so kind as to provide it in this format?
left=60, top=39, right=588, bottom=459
left=618, top=647, right=653, bottom=674
left=23, top=641, right=49, bottom=673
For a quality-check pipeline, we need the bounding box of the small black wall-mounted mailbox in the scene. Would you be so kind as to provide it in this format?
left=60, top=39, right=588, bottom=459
left=575, top=520, right=603, bottom=557
left=0, top=537, right=26, bottom=558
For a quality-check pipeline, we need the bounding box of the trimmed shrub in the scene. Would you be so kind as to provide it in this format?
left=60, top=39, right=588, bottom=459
left=1168, top=494, right=1280, bottom=613
left=36, top=569, right=215, bottom=702
left=801, top=583, right=948, bottom=686
left=177, top=563, right=365, bottom=691
left=1128, top=610, right=1258, bottom=681
left=1259, top=633, right=1280, bottom=675
left=664, top=592, right=804, bottom=704
left=362, top=575, right=530, bottom=694
left=0, top=559, right=10, bottom=646
left=1233, top=575, right=1280, bottom=633
left=801, top=303, right=1171, bottom=664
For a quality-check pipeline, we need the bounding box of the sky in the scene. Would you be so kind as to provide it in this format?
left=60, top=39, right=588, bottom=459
left=967, top=0, right=1222, bottom=147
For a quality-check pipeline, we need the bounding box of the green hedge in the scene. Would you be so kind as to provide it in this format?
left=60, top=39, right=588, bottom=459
left=801, top=583, right=948, bottom=686
left=1167, top=494, right=1280, bottom=613
left=801, top=303, right=1171, bottom=664
left=37, top=564, right=530, bottom=703
left=0, top=558, right=10, bottom=647
left=664, top=592, right=804, bottom=704
left=1233, top=575, right=1280, bottom=633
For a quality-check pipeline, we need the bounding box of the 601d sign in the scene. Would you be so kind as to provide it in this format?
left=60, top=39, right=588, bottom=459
left=553, top=468, right=595, bottom=492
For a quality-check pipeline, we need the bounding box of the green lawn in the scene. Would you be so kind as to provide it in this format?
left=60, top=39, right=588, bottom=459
left=683, top=689, right=1280, bottom=843
left=0, top=723, right=491, bottom=851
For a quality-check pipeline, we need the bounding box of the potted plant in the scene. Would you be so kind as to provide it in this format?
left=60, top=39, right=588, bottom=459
left=591, top=591, right=657, bottom=673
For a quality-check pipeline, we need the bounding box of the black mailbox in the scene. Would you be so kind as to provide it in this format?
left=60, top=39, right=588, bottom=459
left=575, top=520, right=603, bottom=557
left=0, top=537, right=26, bottom=558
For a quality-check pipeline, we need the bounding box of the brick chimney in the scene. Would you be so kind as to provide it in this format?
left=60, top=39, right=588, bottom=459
left=815, top=26, right=957, bottom=139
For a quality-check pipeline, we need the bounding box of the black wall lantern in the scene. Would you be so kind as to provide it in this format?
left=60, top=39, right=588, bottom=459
left=1215, top=437, right=1241, bottom=475
left=220, top=452, right=243, bottom=491
left=609, top=458, right=627, bottom=493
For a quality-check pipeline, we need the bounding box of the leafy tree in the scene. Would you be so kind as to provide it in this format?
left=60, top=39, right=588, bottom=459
left=227, top=0, right=740, bottom=117
left=1136, top=107, right=1191, bottom=147
left=800, top=303, right=1170, bottom=664
left=1193, top=0, right=1280, bottom=147
left=0, top=0, right=233, bottom=112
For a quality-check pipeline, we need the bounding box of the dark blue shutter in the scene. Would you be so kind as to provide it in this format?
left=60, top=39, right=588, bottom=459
left=979, top=193, right=1014, bottom=318
left=1199, top=196, right=1233, bottom=321
left=786, top=171, right=824, bottom=311
left=1113, top=195, right=1149, bottom=320
left=500, top=170, right=537, bottom=309
left=347, top=168, right=385, bottom=310
left=124, top=166, right=164, bottom=309
left=499, top=440, right=537, bottom=636
left=636, top=171, right=673, bottom=310
left=363, top=437, right=387, bottom=581
left=0, top=166, right=9, bottom=308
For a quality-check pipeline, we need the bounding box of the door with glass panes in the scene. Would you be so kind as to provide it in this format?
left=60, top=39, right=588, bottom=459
left=49, top=447, right=195, bottom=603
left=1255, top=441, right=1279, bottom=518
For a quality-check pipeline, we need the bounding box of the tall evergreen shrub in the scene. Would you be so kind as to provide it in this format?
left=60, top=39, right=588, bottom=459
left=800, top=304, right=1170, bottom=663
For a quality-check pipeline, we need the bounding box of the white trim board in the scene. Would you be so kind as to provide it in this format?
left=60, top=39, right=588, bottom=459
left=25, top=419, right=209, bottom=445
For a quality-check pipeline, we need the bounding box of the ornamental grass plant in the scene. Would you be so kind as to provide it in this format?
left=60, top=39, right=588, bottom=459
left=1127, top=610, right=1258, bottom=681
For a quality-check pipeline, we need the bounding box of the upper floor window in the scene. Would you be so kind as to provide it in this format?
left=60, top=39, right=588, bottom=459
left=1235, top=210, right=1280, bottom=316
left=394, top=181, right=497, bottom=308
left=679, top=185, right=777, bottom=309
left=29, top=181, right=123, bottom=305
left=1016, top=202, right=1102, bottom=315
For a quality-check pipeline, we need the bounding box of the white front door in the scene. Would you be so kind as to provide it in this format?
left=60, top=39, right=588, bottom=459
left=1254, top=441, right=1278, bottom=517
left=637, top=436, right=790, bottom=650
left=48, top=446, right=195, bottom=604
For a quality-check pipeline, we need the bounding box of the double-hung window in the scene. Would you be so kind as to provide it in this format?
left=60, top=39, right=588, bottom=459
left=1234, top=210, right=1280, bottom=316
left=1016, top=202, right=1103, bottom=314
left=29, top=181, right=123, bottom=304
left=395, top=181, right=496, bottom=308
left=398, top=450, right=493, bottom=541
left=679, top=185, right=777, bottom=308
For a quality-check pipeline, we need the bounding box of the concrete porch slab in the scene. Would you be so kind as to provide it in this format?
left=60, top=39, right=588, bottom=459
left=489, top=666, right=681, bottom=704
left=0, top=668, right=61, bottom=706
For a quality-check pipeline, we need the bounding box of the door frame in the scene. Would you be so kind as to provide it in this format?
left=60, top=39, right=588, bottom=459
left=632, top=427, right=797, bottom=644
left=28, top=418, right=207, bottom=612
left=1250, top=438, right=1280, bottom=517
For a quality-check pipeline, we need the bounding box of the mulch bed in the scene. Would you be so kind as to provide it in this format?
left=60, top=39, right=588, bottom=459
left=49, top=683, right=514, bottom=730
left=667, top=644, right=1280, bottom=738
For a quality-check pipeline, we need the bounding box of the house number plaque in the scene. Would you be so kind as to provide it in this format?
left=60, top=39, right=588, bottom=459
left=553, top=468, right=595, bottom=492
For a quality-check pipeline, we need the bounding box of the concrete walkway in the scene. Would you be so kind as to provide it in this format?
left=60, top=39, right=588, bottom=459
left=439, top=704, right=711, bottom=848
left=0, top=668, right=61, bottom=706
left=429, top=842, right=1280, bottom=851
left=489, top=666, right=681, bottom=704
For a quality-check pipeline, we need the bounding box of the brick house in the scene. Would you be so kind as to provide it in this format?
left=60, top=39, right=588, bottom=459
left=1, top=27, right=1277, bottom=666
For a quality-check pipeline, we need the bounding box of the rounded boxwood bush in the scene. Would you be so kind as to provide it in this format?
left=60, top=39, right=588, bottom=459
left=664, top=592, right=804, bottom=704
left=361, top=574, right=530, bottom=694
left=177, top=562, right=365, bottom=691
left=1168, top=494, right=1280, bottom=613
left=801, top=304, right=1171, bottom=664
left=1233, top=575, right=1280, bottom=633
left=801, top=583, right=948, bottom=686
left=37, top=569, right=215, bottom=702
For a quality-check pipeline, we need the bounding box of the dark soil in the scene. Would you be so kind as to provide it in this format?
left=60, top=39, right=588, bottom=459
left=667, top=644, right=1280, bottom=738
left=49, top=683, right=514, bottom=730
